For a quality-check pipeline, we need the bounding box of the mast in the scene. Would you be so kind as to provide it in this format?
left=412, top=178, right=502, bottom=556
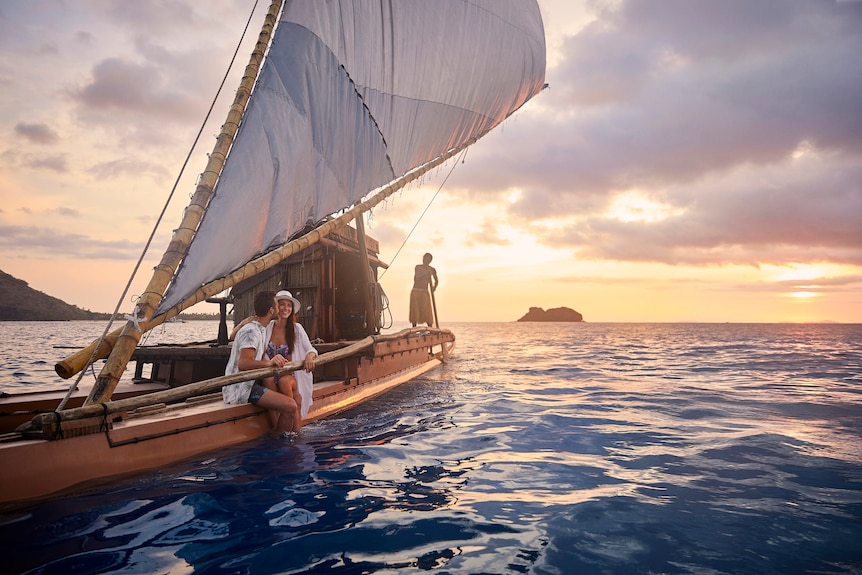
left=84, top=0, right=285, bottom=405
left=354, top=214, right=378, bottom=334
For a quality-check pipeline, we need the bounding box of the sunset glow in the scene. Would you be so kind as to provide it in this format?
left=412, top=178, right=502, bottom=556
left=787, top=292, right=819, bottom=300
left=1, top=0, right=860, bottom=323
left=605, top=191, right=683, bottom=223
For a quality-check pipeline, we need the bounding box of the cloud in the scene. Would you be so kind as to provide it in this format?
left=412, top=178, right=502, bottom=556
left=72, top=57, right=199, bottom=120
left=450, top=0, right=862, bottom=266
left=535, top=152, right=862, bottom=265
left=0, top=224, right=145, bottom=260
left=104, top=1, right=197, bottom=35
left=3, top=148, right=69, bottom=173
left=62, top=2, right=254, bottom=148
left=88, top=157, right=172, bottom=182
left=26, top=155, right=69, bottom=173
left=74, top=31, right=94, bottom=46
left=772, top=274, right=862, bottom=293
left=47, top=207, right=82, bottom=218
left=541, top=270, right=862, bottom=296
left=364, top=220, right=406, bottom=246
left=1, top=151, right=68, bottom=174
left=14, top=122, right=59, bottom=144
left=465, top=219, right=512, bottom=247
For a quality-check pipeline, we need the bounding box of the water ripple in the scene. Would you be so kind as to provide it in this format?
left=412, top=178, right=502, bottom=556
left=1, top=321, right=861, bottom=574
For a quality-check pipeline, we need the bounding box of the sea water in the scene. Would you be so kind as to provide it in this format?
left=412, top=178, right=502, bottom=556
left=0, top=321, right=860, bottom=574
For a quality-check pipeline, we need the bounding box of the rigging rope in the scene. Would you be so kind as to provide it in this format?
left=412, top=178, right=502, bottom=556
left=56, top=0, right=262, bottom=411
left=377, top=147, right=468, bottom=279
left=370, top=281, right=393, bottom=331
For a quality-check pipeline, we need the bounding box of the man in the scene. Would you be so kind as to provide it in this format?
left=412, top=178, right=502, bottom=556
left=409, top=252, right=438, bottom=327
left=222, top=290, right=299, bottom=435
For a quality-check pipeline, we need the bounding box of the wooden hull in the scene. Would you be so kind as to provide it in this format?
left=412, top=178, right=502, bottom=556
left=0, top=329, right=453, bottom=509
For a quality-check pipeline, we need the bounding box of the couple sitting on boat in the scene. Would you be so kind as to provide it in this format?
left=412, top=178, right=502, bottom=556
left=223, top=290, right=317, bottom=436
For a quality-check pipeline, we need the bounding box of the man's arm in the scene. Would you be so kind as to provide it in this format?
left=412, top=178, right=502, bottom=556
left=237, top=347, right=285, bottom=371
left=229, top=316, right=254, bottom=341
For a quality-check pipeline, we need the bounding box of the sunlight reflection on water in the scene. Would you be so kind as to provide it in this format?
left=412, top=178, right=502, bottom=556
left=1, top=321, right=861, bottom=574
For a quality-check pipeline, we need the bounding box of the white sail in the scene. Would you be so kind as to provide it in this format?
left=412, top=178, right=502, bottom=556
left=157, top=0, right=546, bottom=313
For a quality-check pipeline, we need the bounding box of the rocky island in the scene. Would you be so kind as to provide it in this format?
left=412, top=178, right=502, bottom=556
left=517, top=306, right=584, bottom=322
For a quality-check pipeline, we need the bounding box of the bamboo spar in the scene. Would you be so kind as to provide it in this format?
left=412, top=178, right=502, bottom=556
left=154, top=134, right=478, bottom=318
left=46, top=326, right=450, bottom=427
left=82, top=0, right=286, bottom=405
left=56, top=136, right=477, bottom=380
left=45, top=336, right=376, bottom=427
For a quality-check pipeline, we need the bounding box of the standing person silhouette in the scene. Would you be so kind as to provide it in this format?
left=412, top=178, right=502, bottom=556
left=410, top=253, right=438, bottom=327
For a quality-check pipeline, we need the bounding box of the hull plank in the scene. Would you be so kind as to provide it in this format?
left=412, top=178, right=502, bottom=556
left=0, top=332, right=453, bottom=508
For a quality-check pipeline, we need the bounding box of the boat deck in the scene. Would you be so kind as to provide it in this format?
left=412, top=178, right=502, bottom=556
left=129, top=340, right=355, bottom=387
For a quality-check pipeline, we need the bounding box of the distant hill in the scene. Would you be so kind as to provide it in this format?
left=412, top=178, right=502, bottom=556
left=517, top=306, right=584, bottom=322
left=0, top=269, right=110, bottom=321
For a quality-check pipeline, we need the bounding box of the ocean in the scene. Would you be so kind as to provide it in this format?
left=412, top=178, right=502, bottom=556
left=1, top=321, right=860, bottom=574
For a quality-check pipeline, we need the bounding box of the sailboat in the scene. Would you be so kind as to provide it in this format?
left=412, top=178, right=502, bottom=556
left=0, top=0, right=546, bottom=507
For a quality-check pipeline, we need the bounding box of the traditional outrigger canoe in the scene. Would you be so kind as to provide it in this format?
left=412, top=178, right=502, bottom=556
left=0, top=227, right=456, bottom=506
left=0, top=0, right=545, bottom=508
left=0, top=326, right=454, bottom=506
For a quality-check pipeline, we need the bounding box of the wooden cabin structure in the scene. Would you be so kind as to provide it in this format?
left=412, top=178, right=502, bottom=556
left=125, top=223, right=392, bottom=389
left=231, top=224, right=388, bottom=342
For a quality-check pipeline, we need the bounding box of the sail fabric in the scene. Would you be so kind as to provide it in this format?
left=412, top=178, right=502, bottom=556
left=157, top=0, right=546, bottom=314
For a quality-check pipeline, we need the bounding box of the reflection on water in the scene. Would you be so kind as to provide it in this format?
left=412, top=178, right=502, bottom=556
left=1, top=322, right=861, bottom=574
left=0, top=320, right=223, bottom=392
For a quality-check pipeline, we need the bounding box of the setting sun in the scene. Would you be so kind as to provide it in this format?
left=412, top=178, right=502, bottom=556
left=787, top=291, right=819, bottom=299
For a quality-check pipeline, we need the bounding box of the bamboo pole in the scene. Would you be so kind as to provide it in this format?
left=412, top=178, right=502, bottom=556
left=42, top=326, right=451, bottom=429
left=83, top=0, right=285, bottom=405
left=430, top=285, right=440, bottom=329
left=38, top=336, right=376, bottom=429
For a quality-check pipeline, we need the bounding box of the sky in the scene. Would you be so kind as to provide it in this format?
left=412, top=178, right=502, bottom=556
left=1, top=0, right=861, bottom=324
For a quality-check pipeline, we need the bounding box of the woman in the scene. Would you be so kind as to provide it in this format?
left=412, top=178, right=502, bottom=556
left=265, top=290, right=318, bottom=428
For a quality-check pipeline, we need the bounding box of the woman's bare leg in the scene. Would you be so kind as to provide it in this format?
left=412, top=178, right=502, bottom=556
left=276, top=374, right=302, bottom=429
left=257, top=389, right=298, bottom=433
left=291, top=378, right=303, bottom=426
